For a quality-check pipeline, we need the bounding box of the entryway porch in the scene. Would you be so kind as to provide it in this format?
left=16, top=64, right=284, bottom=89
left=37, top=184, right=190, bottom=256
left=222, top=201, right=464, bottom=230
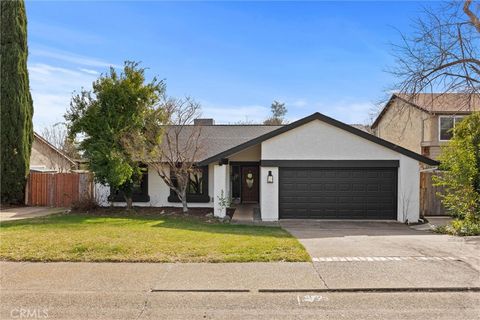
left=231, top=203, right=261, bottom=222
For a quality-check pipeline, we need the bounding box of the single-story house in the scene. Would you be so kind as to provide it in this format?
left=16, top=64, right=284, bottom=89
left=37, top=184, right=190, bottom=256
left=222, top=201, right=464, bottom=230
left=30, top=132, right=78, bottom=173
left=96, top=112, right=438, bottom=222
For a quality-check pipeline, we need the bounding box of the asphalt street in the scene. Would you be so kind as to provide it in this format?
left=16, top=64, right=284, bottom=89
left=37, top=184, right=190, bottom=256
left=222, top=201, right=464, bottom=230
left=1, top=290, right=479, bottom=319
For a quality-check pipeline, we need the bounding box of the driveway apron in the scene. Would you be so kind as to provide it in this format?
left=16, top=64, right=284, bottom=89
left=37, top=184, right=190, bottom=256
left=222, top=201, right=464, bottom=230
left=280, top=220, right=480, bottom=289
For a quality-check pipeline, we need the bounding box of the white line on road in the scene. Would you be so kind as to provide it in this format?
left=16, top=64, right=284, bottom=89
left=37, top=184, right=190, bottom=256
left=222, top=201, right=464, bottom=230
left=312, top=256, right=461, bottom=262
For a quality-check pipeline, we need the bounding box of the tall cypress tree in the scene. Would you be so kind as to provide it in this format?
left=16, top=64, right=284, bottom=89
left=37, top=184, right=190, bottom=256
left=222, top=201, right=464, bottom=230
left=1, top=0, right=34, bottom=204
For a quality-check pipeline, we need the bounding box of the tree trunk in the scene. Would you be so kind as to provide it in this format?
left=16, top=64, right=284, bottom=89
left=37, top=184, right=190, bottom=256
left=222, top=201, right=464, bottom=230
left=180, top=189, right=188, bottom=214
left=126, top=197, right=133, bottom=210
left=124, top=194, right=133, bottom=210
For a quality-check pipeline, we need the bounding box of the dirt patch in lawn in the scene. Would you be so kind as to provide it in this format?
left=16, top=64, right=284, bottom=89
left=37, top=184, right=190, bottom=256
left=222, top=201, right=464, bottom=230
left=72, top=206, right=216, bottom=220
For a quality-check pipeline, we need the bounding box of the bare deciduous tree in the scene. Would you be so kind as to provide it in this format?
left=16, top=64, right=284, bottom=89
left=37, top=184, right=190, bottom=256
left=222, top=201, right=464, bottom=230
left=389, top=0, right=480, bottom=109
left=41, top=123, right=79, bottom=172
left=264, top=100, right=288, bottom=125
left=124, top=97, right=204, bottom=213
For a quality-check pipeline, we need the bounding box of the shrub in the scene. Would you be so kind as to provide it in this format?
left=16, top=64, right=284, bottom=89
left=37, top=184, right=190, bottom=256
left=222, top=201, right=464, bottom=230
left=71, top=196, right=99, bottom=212
left=434, top=219, right=480, bottom=236
left=433, top=112, right=480, bottom=222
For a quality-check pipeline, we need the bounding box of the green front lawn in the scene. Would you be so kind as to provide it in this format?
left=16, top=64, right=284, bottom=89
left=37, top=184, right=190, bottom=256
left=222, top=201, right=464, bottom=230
left=0, top=212, right=309, bottom=263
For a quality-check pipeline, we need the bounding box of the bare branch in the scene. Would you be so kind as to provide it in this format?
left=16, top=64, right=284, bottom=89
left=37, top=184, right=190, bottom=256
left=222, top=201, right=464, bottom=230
left=464, top=0, right=480, bottom=32
left=386, top=0, right=480, bottom=113
left=124, top=96, right=205, bottom=213
left=41, top=123, right=79, bottom=172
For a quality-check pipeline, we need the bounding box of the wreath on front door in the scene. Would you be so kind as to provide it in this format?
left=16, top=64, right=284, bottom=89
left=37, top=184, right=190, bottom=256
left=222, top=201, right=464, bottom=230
left=246, top=172, right=254, bottom=189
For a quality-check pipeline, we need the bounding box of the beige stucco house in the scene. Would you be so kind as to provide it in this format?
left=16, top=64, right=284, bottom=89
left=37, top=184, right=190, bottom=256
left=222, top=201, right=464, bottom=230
left=30, top=132, right=77, bottom=172
left=372, top=93, right=479, bottom=216
left=371, top=93, right=480, bottom=160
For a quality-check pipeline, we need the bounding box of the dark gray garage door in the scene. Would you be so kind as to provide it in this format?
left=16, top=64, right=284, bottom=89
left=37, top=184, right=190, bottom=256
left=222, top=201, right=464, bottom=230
left=279, top=167, right=397, bottom=219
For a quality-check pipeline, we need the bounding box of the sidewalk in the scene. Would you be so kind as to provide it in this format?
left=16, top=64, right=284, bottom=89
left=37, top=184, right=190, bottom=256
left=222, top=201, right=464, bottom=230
left=1, top=261, right=478, bottom=293
left=0, top=207, right=65, bottom=222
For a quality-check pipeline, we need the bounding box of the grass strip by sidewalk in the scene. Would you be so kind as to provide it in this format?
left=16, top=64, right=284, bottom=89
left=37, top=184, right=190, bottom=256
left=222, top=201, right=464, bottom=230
left=0, top=212, right=310, bottom=263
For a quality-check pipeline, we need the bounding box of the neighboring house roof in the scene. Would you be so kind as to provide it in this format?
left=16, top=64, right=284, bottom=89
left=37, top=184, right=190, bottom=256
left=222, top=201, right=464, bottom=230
left=372, top=93, right=480, bottom=129
left=33, top=132, right=77, bottom=166
left=350, top=124, right=372, bottom=133
left=197, top=112, right=439, bottom=166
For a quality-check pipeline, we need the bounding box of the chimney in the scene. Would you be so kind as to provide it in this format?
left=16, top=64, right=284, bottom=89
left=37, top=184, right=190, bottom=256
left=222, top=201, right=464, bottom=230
left=194, top=118, right=215, bottom=126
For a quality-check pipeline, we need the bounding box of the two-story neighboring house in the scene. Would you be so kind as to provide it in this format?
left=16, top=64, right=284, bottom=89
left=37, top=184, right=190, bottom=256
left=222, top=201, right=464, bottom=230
left=371, top=93, right=479, bottom=216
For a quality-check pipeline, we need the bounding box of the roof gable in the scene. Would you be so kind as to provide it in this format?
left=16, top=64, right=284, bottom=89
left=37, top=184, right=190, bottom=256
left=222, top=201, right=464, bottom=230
left=33, top=132, right=77, bottom=165
left=372, top=93, right=480, bottom=129
left=198, top=112, right=438, bottom=166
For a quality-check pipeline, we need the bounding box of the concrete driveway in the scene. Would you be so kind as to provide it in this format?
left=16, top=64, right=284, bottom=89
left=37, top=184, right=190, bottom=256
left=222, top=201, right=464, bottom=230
left=0, top=207, right=65, bottom=222
left=280, top=220, right=480, bottom=289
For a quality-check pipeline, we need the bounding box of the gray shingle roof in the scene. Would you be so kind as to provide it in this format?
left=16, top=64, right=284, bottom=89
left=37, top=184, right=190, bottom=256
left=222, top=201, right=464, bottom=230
left=163, top=125, right=282, bottom=162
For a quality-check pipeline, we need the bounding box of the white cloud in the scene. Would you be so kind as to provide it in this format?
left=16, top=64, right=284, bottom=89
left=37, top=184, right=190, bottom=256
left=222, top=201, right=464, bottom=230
left=29, top=63, right=97, bottom=95
left=27, top=45, right=120, bottom=130
left=31, top=46, right=119, bottom=68
left=79, top=68, right=99, bottom=75
left=31, top=93, right=71, bottom=128
left=29, top=63, right=99, bottom=130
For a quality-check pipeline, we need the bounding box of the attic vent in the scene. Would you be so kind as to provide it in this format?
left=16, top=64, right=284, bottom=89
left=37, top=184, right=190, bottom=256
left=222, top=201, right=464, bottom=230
left=194, top=118, right=215, bottom=126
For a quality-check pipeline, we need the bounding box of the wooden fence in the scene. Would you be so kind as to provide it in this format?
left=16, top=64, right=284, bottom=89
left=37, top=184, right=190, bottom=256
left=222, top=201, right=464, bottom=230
left=420, top=171, right=448, bottom=216
left=26, top=172, right=94, bottom=207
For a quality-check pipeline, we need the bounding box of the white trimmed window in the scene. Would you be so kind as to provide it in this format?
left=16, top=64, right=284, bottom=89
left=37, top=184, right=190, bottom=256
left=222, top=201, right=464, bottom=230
left=439, top=116, right=465, bottom=141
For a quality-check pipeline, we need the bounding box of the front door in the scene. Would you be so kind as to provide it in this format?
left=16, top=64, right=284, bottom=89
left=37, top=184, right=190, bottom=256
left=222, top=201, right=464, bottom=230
left=241, top=166, right=259, bottom=203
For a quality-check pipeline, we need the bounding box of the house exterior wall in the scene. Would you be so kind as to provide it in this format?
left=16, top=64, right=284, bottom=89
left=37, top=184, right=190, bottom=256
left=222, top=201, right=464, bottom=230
left=97, top=145, right=261, bottom=212
left=373, top=99, right=474, bottom=161
left=213, top=164, right=228, bottom=217
left=428, top=145, right=443, bottom=160
left=398, top=154, right=421, bottom=222
left=229, top=144, right=261, bottom=161
left=263, top=120, right=402, bottom=160
left=261, top=119, right=421, bottom=222
left=373, top=100, right=429, bottom=155
left=424, top=115, right=459, bottom=160
left=260, top=166, right=278, bottom=221
left=96, top=164, right=215, bottom=209
left=30, top=138, right=74, bottom=172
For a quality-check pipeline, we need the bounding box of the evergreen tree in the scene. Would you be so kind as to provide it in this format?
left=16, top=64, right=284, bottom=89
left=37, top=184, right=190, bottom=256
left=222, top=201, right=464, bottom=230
left=66, top=62, right=166, bottom=209
left=1, top=0, right=34, bottom=204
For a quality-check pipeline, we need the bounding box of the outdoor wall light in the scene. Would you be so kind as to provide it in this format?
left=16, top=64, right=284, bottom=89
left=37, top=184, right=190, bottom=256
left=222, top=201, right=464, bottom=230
left=267, top=171, right=274, bottom=183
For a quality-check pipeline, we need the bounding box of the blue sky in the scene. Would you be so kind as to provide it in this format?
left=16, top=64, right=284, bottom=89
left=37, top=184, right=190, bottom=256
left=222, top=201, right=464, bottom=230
left=26, top=1, right=430, bottom=129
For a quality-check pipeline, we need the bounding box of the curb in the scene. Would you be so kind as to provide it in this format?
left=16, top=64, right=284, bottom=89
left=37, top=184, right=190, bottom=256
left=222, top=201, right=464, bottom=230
left=151, top=289, right=250, bottom=293
left=150, top=287, right=480, bottom=293
left=258, top=287, right=480, bottom=293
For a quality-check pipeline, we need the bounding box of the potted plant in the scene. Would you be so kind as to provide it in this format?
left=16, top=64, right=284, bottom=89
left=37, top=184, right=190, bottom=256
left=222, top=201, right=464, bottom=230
left=217, top=190, right=236, bottom=219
